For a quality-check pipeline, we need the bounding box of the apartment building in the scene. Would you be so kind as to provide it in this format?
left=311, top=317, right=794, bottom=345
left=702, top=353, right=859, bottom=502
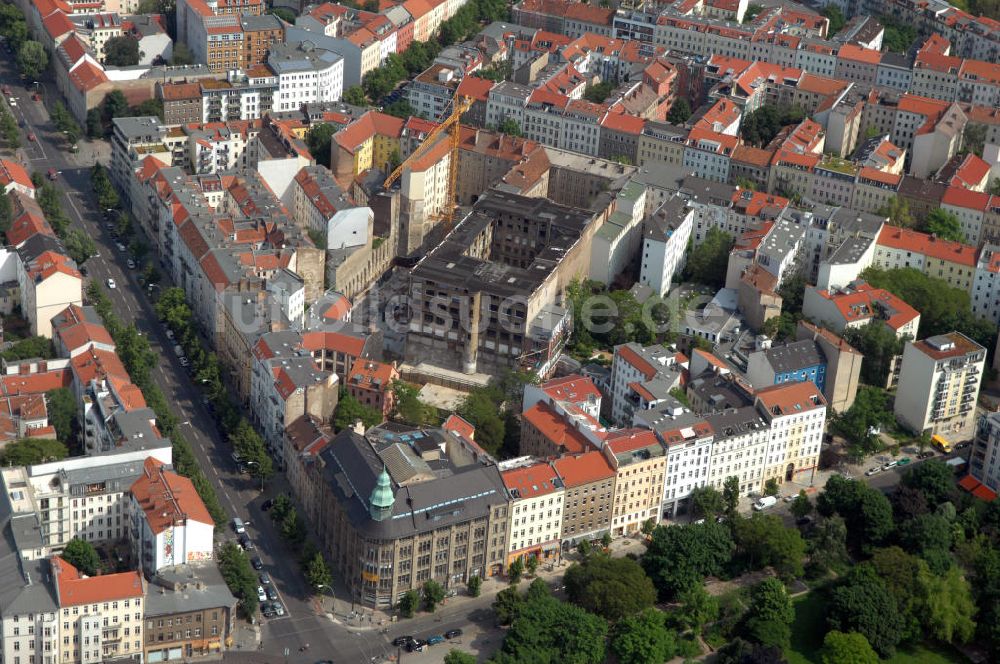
left=704, top=406, right=771, bottom=495
left=608, top=342, right=685, bottom=426
left=755, top=381, right=827, bottom=486
left=345, top=359, right=398, bottom=419
left=894, top=332, right=985, bottom=436
left=873, top=225, right=977, bottom=292
left=501, top=460, right=565, bottom=567
left=603, top=428, right=665, bottom=535
left=520, top=374, right=607, bottom=458
left=639, top=195, right=695, bottom=297
left=637, top=406, right=714, bottom=519
left=551, top=451, right=615, bottom=548
left=129, top=457, right=215, bottom=575
left=53, top=557, right=145, bottom=664
left=802, top=280, right=920, bottom=339
left=268, top=41, right=345, bottom=112
left=308, top=427, right=510, bottom=608
left=143, top=564, right=237, bottom=662
left=241, top=14, right=282, bottom=68
left=972, top=244, right=1000, bottom=325
left=971, top=411, right=1000, bottom=496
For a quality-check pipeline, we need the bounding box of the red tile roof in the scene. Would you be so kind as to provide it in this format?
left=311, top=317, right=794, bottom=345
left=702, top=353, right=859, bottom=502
left=131, top=457, right=214, bottom=534
left=442, top=413, right=475, bottom=441
left=552, top=450, right=615, bottom=488
left=755, top=381, right=826, bottom=415
left=540, top=374, right=601, bottom=405
left=522, top=402, right=591, bottom=455
left=942, top=184, right=990, bottom=211
left=949, top=154, right=991, bottom=190
left=501, top=461, right=562, bottom=499
left=616, top=345, right=657, bottom=380
left=53, top=557, right=144, bottom=605
left=877, top=225, right=976, bottom=266
left=456, top=75, right=494, bottom=102
left=838, top=43, right=881, bottom=65
left=0, top=160, right=35, bottom=191
left=605, top=428, right=661, bottom=455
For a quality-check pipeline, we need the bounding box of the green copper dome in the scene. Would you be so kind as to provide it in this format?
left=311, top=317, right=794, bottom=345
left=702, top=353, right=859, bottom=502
left=369, top=467, right=394, bottom=520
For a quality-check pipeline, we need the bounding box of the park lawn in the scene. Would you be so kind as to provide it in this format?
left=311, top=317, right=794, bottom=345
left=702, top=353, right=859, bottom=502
left=785, top=592, right=969, bottom=663
left=786, top=593, right=826, bottom=664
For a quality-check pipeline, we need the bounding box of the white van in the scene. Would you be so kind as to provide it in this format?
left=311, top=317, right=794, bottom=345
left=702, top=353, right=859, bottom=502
left=232, top=518, right=245, bottom=534
left=753, top=496, right=778, bottom=511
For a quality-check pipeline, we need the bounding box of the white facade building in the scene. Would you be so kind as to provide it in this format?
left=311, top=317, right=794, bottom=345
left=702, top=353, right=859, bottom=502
left=268, top=42, right=345, bottom=112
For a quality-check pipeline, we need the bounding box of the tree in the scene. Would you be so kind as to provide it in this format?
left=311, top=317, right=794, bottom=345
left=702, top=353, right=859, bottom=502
left=716, top=638, right=788, bottom=664
left=901, top=459, right=956, bottom=506
left=171, top=42, right=195, bottom=66
left=1, top=335, right=54, bottom=361
left=102, top=89, right=130, bottom=123
left=64, top=229, right=97, bottom=265
left=46, top=388, right=77, bottom=444
left=899, top=513, right=953, bottom=560
left=441, top=650, right=476, bottom=664
left=763, top=478, right=780, bottom=497
left=584, top=81, right=614, bottom=103
left=723, top=476, right=740, bottom=518
left=790, top=491, right=813, bottom=520
left=827, top=566, right=905, bottom=657
left=131, top=98, right=163, bottom=120
left=391, top=380, right=437, bottom=426
left=343, top=85, right=367, bottom=106
left=817, top=473, right=894, bottom=551
left=103, top=36, right=140, bottom=66
left=868, top=547, right=925, bottom=639
left=880, top=15, right=917, bottom=54
left=493, top=593, right=608, bottom=664
left=821, top=5, right=846, bottom=34
left=672, top=583, right=719, bottom=635
left=398, top=589, right=420, bottom=618
left=525, top=554, right=539, bottom=577
left=820, top=631, right=878, bottom=664
left=508, top=557, right=524, bottom=583
left=690, top=486, right=725, bottom=520
left=457, top=387, right=505, bottom=455
left=733, top=513, right=806, bottom=578
left=831, top=385, right=891, bottom=458
left=739, top=104, right=804, bottom=147
left=422, top=579, right=446, bottom=612
left=611, top=608, right=676, bottom=664
left=269, top=6, right=296, bottom=22
left=305, top=552, right=332, bottom=590
left=498, top=118, right=522, bottom=137
left=280, top=508, right=306, bottom=544
left=564, top=554, right=656, bottom=621
left=493, top=585, right=524, bottom=625
left=217, top=541, right=260, bottom=618
left=667, top=98, right=691, bottom=124
left=684, top=227, right=733, bottom=288
left=842, top=324, right=906, bottom=388
left=743, top=578, right=793, bottom=649
left=333, top=392, right=382, bottom=431
left=876, top=196, right=914, bottom=227
left=922, top=565, right=977, bottom=643
left=642, top=521, right=734, bottom=600
left=0, top=438, right=67, bottom=466
left=467, top=574, right=481, bottom=597
left=60, top=538, right=101, bottom=576
left=923, top=208, right=966, bottom=242
left=809, top=515, right=850, bottom=575
left=305, top=123, right=335, bottom=168
left=16, top=41, right=47, bottom=79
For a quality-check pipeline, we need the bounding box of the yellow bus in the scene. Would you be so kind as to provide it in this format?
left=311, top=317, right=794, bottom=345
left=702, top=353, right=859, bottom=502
left=931, top=435, right=952, bottom=454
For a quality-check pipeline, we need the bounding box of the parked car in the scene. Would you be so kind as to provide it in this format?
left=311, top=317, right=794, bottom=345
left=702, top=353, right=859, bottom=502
left=406, top=639, right=427, bottom=652
left=238, top=534, right=254, bottom=550
left=271, top=602, right=285, bottom=617
left=256, top=586, right=266, bottom=602
left=426, top=635, right=444, bottom=646
left=126, top=258, right=136, bottom=269
left=251, top=556, right=263, bottom=571
left=179, top=356, right=189, bottom=367
left=897, top=457, right=912, bottom=466
left=47, top=168, right=57, bottom=180
left=266, top=586, right=278, bottom=601
left=917, top=451, right=935, bottom=459
left=796, top=515, right=814, bottom=527
left=115, top=241, right=127, bottom=252
left=392, top=636, right=413, bottom=647
left=232, top=518, right=245, bottom=534
left=782, top=494, right=796, bottom=503
left=259, top=573, right=271, bottom=584
left=261, top=605, right=276, bottom=618
left=865, top=466, right=881, bottom=476
left=26, top=132, right=34, bottom=141
left=106, top=278, right=116, bottom=289
left=261, top=498, right=274, bottom=512
left=882, top=460, right=898, bottom=471
left=956, top=441, right=971, bottom=450
left=752, top=496, right=777, bottom=511
left=444, top=629, right=462, bottom=639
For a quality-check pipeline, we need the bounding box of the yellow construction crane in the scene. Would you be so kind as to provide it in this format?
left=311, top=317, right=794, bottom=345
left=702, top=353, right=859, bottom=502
left=383, top=95, right=473, bottom=230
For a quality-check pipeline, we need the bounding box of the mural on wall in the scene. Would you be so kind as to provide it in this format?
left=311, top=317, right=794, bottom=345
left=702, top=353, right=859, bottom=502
left=163, top=528, right=174, bottom=566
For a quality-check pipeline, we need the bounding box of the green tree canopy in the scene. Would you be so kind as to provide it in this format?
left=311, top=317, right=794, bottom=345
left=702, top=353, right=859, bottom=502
left=103, top=35, right=140, bottom=67
left=391, top=380, right=437, bottom=426
left=743, top=578, right=794, bottom=649
left=611, top=608, right=677, bottom=664
left=493, top=592, right=608, bottom=664
left=820, top=631, right=878, bottom=664
left=422, top=579, right=446, bottom=612
left=16, top=40, right=47, bottom=79
left=900, top=459, right=956, bottom=506
left=333, top=392, right=383, bottom=432
left=821, top=5, right=846, bottom=35
left=923, top=208, right=966, bottom=242
left=0, top=438, right=67, bottom=466
left=733, top=513, right=806, bottom=578
left=343, top=85, right=367, bottom=106
left=61, top=538, right=101, bottom=576
left=831, top=385, right=892, bottom=459
left=305, top=123, right=335, bottom=168
left=398, top=589, right=420, bottom=618
left=1, top=335, right=54, bottom=361
left=690, top=486, right=725, bottom=520
left=642, top=521, right=734, bottom=600
left=45, top=388, right=77, bottom=444
left=498, top=118, right=522, bottom=137
left=683, top=227, right=733, bottom=289
left=827, top=566, right=905, bottom=658
left=304, top=552, right=332, bottom=590
left=667, top=97, right=691, bottom=124
left=564, top=554, right=657, bottom=621
left=841, top=323, right=907, bottom=387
